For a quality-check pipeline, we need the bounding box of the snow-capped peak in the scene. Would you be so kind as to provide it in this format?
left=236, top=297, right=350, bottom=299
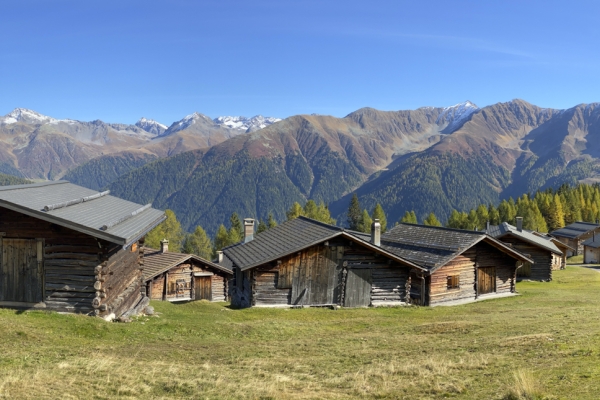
left=135, top=117, right=168, bottom=135
left=214, top=115, right=281, bottom=132
left=1, top=108, right=57, bottom=125
left=436, top=101, right=479, bottom=132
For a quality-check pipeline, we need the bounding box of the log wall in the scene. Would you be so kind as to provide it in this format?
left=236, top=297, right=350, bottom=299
left=429, top=249, right=476, bottom=304
left=150, top=276, right=165, bottom=300
left=499, top=236, right=553, bottom=281
left=476, top=242, right=516, bottom=295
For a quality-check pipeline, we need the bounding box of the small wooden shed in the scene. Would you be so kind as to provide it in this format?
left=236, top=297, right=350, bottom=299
left=0, top=181, right=165, bottom=318
left=551, top=222, right=600, bottom=256
left=487, top=219, right=565, bottom=281
left=222, top=217, right=532, bottom=308
left=143, top=241, right=232, bottom=302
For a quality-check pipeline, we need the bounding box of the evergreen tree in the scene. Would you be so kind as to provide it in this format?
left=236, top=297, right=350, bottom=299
left=228, top=225, right=242, bottom=244
left=358, top=209, right=372, bottom=233
left=286, top=202, right=304, bottom=220
left=547, top=193, right=566, bottom=231
left=347, top=193, right=362, bottom=230
left=145, top=209, right=184, bottom=252
left=183, top=225, right=213, bottom=260
left=488, top=204, right=500, bottom=225
left=400, top=210, right=418, bottom=224
left=214, top=224, right=230, bottom=251
left=371, top=203, right=387, bottom=233
left=267, top=213, right=277, bottom=228
left=304, top=200, right=318, bottom=219
left=423, top=212, right=442, bottom=227
left=446, top=209, right=468, bottom=229
left=475, top=204, right=489, bottom=229
left=229, top=213, right=242, bottom=237
left=467, top=209, right=479, bottom=230
left=257, top=219, right=268, bottom=234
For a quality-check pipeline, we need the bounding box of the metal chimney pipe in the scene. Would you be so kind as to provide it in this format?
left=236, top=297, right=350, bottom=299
left=371, top=219, right=381, bottom=246
left=217, top=250, right=224, bottom=263
left=516, top=217, right=523, bottom=232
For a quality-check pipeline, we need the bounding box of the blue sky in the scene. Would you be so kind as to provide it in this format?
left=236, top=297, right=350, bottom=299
left=1, top=0, right=599, bottom=124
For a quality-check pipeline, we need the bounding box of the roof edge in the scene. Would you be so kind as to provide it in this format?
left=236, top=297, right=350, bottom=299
left=0, top=180, right=68, bottom=192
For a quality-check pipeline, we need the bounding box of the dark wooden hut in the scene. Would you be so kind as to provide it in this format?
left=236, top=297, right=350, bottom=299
left=551, top=222, right=600, bottom=256
left=487, top=218, right=564, bottom=281
left=0, top=181, right=165, bottom=319
left=222, top=217, right=532, bottom=308
left=143, top=240, right=232, bottom=302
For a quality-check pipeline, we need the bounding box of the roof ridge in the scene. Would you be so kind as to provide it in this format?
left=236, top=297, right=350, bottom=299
left=393, top=222, right=484, bottom=235
left=0, top=180, right=68, bottom=192
left=297, top=215, right=341, bottom=230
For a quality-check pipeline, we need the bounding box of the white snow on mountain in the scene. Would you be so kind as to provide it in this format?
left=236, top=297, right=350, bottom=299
left=1, top=108, right=58, bottom=124
left=436, top=101, right=479, bottom=132
left=135, top=117, right=167, bottom=135
left=214, top=115, right=281, bottom=132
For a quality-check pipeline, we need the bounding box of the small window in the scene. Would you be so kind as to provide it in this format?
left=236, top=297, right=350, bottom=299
left=447, top=275, right=460, bottom=289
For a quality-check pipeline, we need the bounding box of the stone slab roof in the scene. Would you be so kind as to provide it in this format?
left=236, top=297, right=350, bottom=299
left=143, top=247, right=232, bottom=281
left=487, top=222, right=562, bottom=254
left=551, top=222, right=600, bottom=239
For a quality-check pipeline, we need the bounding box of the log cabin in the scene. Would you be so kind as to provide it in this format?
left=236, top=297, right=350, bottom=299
left=222, top=217, right=533, bottom=308
left=143, top=240, right=232, bottom=302
left=582, top=234, right=600, bottom=264
left=487, top=218, right=564, bottom=281
left=378, top=223, right=534, bottom=305
left=551, top=222, right=600, bottom=256
left=0, top=181, right=165, bottom=319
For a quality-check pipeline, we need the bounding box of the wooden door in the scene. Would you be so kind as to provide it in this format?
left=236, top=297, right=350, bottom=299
left=194, top=276, right=212, bottom=300
left=344, top=268, right=372, bottom=307
left=478, top=267, right=496, bottom=295
left=0, top=239, right=43, bottom=303
left=291, top=246, right=340, bottom=306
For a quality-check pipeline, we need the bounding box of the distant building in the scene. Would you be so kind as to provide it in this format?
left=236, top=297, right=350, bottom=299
left=221, top=217, right=532, bottom=308
left=0, top=181, right=165, bottom=319
left=582, top=234, right=600, bottom=264
left=551, top=222, right=600, bottom=256
left=143, top=240, right=232, bottom=302
left=487, top=218, right=565, bottom=281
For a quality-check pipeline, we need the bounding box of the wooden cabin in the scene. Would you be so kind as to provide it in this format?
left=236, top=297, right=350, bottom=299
left=143, top=240, right=232, bottom=302
left=0, top=181, right=165, bottom=319
left=379, top=224, right=533, bottom=305
left=551, top=222, right=600, bottom=256
left=222, top=217, right=532, bottom=308
left=487, top=218, right=564, bottom=281
left=583, top=235, right=600, bottom=264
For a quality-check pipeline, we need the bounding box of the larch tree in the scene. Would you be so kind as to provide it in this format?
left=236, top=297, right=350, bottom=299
left=423, top=212, right=442, bottom=227
left=183, top=225, right=213, bottom=260
left=286, top=202, right=304, bottom=220
left=371, top=203, right=387, bottom=233
left=145, top=209, right=184, bottom=252
left=400, top=210, right=418, bottom=224
left=346, top=193, right=362, bottom=230
left=267, top=213, right=277, bottom=228
left=256, top=219, right=268, bottom=234
left=358, top=209, right=372, bottom=233
left=214, top=224, right=230, bottom=251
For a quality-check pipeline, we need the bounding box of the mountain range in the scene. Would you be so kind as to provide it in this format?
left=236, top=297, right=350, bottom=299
left=3, top=100, right=600, bottom=235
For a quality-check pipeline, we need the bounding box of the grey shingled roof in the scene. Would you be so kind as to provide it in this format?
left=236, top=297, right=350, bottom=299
left=143, top=247, right=232, bottom=281
left=582, top=235, right=600, bottom=249
left=551, top=222, right=600, bottom=239
left=223, top=216, right=423, bottom=271
left=0, top=181, right=165, bottom=247
left=380, top=223, right=533, bottom=271
left=487, top=222, right=562, bottom=255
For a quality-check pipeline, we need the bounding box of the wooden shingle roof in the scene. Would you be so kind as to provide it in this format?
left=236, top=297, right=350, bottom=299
left=143, top=247, right=232, bottom=281
left=380, top=223, right=533, bottom=271
left=0, top=181, right=165, bottom=247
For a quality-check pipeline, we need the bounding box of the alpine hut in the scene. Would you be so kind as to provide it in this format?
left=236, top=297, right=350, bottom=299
left=143, top=240, right=232, bottom=302
left=221, top=217, right=533, bottom=308
left=0, top=181, right=165, bottom=319
left=551, top=222, right=600, bottom=256
left=486, top=217, right=564, bottom=281
left=582, top=233, right=600, bottom=264
left=379, top=223, right=534, bottom=305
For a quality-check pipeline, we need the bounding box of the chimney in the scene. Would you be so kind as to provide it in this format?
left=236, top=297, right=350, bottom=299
left=516, top=217, right=523, bottom=232
left=244, top=218, right=255, bottom=243
left=217, top=250, right=224, bottom=263
left=486, top=221, right=490, bottom=232
left=160, top=239, right=169, bottom=253
left=371, top=219, right=381, bottom=246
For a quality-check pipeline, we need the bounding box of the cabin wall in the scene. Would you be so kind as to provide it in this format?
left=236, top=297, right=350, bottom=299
left=150, top=276, right=165, bottom=300
left=101, top=242, right=143, bottom=318
left=165, top=263, right=193, bottom=301
left=551, top=253, right=563, bottom=270
left=429, top=249, right=476, bottom=305
left=499, top=236, right=553, bottom=281
left=476, top=242, right=516, bottom=295
left=555, top=237, right=579, bottom=256
left=210, top=274, right=228, bottom=302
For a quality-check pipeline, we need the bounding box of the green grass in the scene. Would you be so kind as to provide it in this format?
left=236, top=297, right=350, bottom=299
left=567, top=255, right=583, bottom=264
left=1, top=267, right=600, bottom=399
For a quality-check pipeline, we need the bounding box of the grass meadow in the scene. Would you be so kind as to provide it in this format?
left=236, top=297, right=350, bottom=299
left=0, top=266, right=599, bottom=399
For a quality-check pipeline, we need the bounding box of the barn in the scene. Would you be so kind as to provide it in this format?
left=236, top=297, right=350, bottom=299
left=487, top=218, right=564, bottom=281
left=551, top=222, right=600, bottom=256
left=0, top=181, right=165, bottom=319
left=582, top=234, right=600, bottom=264
left=143, top=239, right=232, bottom=302
left=222, top=217, right=533, bottom=308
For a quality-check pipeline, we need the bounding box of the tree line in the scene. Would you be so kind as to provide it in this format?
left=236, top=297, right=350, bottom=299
left=144, top=182, right=600, bottom=261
